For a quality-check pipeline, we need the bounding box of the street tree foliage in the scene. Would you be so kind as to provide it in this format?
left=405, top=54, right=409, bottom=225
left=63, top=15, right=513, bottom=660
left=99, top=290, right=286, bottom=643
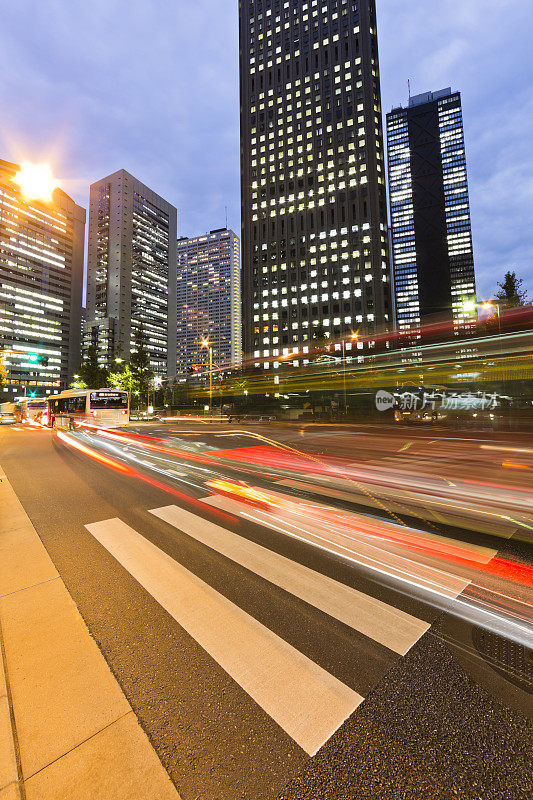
left=69, top=345, right=108, bottom=389
left=129, top=324, right=154, bottom=399
left=69, top=376, right=88, bottom=390
left=495, top=271, right=529, bottom=308
left=108, top=364, right=138, bottom=395
left=0, top=360, right=6, bottom=388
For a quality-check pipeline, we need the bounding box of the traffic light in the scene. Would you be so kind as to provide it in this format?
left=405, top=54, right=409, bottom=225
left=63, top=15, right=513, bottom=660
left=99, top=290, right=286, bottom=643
left=27, top=354, right=48, bottom=366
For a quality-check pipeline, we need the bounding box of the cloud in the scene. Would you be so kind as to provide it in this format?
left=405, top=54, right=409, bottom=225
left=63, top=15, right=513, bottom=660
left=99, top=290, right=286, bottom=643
left=377, top=0, right=533, bottom=296
left=0, top=0, right=530, bottom=297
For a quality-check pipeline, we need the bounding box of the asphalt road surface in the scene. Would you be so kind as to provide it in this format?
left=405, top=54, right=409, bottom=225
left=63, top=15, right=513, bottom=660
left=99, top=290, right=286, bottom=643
left=1, top=421, right=531, bottom=800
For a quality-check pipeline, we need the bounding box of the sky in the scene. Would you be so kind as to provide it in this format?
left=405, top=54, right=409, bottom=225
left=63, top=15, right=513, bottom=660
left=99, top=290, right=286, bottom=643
left=0, top=0, right=531, bottom=300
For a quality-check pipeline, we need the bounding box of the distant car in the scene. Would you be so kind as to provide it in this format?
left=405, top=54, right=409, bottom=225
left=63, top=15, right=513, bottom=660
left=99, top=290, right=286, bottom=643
left=0, top=410, right=16, bottom=425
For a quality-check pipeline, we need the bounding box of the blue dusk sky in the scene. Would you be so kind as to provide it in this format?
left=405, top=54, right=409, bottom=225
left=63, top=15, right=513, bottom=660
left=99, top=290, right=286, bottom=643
left=0, top=0, right=531, bottom=299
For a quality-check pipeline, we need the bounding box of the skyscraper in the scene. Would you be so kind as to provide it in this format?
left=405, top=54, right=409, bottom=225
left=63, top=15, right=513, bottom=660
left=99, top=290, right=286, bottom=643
left=84, top=169, right=177, bottom=377
left=0, top=158, right=85, bottom=399
left=386, top=89, right=477, bottom=333
left=239, top=0, right=391, bottom=367
left=176, top=228, right=241, bottom=375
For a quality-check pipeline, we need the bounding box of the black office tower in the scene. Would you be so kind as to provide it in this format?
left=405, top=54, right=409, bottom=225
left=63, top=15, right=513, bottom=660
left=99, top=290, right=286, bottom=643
left=387, top=89, right=477, bottom=333
left=239, top=0, right=391, bottom=366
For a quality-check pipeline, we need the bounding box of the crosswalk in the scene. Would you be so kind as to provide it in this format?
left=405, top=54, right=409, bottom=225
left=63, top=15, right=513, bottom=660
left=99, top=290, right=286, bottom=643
left=149, top=504, right=429, bottom=655
left=86, top=515, right=361, bottom=756
left=84, top=498, right=450, bottom=765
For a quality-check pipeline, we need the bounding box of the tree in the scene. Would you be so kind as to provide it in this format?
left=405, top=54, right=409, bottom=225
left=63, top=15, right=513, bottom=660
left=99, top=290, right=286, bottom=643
left=0, top=359, right=6, bottom=389
left=108, top=364, right=138, bottom=395
left=71, top=345, right=109, bottom=389
left=495, top=271, right=529, bottom=308
left=69, top=376, right=88, bottom=390
left=129, top=324, right=154, bottom=410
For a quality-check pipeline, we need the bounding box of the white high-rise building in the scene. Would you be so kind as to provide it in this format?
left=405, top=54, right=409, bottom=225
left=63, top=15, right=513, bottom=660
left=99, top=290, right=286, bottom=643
left=0, top=158, right=85, bottom=399
left=176, top=228, right=241, bottom=375
left=84, top=169, right=177, bottom=376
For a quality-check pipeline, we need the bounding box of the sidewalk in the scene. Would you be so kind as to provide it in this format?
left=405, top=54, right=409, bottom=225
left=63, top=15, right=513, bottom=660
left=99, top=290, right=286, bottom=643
left=0, top=467, right=180, bottom=800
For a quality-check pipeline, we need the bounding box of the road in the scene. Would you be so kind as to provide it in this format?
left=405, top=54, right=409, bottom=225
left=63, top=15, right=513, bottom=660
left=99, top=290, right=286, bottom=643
left=0, top=420, right=531, bottom=800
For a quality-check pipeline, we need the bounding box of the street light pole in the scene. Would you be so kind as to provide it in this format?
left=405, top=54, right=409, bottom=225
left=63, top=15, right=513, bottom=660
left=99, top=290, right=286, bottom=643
left=201, top=339, right=213, bottom=414
left=341, top=338, right=347, bottom=414
left=208, top=346, right=213, bottom=413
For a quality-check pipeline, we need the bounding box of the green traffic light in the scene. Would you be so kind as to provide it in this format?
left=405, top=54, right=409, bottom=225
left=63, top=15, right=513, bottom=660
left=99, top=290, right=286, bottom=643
left=28, top=354, right=39, bottom=363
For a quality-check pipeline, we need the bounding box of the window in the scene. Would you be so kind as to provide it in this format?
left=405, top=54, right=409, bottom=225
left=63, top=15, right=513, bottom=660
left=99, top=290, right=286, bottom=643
left=68, top=396, right=87, bottom=413
left=90, top=392, right=128, bottom=410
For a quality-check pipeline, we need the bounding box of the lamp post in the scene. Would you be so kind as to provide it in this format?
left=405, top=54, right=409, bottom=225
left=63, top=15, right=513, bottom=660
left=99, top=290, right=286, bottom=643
left=463, top=300, right=502, bottom=347
left=152, top=376, right=162, bottom=413
left=481, top=301, right=501, bottom=336
left=200, top=338, right=213, bottom=413
left=341, top=331, right=359, bottom=415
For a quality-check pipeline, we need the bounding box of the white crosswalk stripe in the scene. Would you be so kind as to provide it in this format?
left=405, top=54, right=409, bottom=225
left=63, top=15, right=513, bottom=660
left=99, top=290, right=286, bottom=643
left=85, top=517, right=362, bottom=756
left=149, top=504, right=429, bottom=655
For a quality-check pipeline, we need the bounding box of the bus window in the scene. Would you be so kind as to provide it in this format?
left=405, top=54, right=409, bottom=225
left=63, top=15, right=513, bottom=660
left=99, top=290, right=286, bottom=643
left=67, top=396, right=87, bottom=413
left=90, top=392, right=128, bottom=410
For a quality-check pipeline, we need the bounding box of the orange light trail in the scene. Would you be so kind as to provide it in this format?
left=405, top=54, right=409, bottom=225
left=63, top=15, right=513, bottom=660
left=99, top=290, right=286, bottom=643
left=55, top=430, right=236, bottom=524
left=205, top=479, right=533, bottom=591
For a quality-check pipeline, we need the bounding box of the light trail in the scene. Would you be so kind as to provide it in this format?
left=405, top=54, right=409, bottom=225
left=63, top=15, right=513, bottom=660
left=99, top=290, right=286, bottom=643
left=55, top=424, right=533, bottom=650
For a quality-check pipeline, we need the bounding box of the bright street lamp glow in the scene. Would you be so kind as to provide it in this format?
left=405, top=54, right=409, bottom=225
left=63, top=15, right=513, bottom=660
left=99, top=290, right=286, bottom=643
left=15, top=161, right=57, bottom=202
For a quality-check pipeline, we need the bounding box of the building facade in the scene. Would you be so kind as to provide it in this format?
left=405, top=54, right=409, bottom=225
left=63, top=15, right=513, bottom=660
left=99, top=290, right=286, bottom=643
left=239, top=0, right=391, bottom=367
left=84, top=169, right=177, bottom=377
left=0, top=158, right=85, bottom=400
left=386, top=89, right=477, bottom=333
left=176, top=228, right=241, bottom=375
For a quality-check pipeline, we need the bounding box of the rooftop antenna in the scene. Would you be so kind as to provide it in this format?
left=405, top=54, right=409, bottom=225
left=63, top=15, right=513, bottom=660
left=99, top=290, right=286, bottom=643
left=225, top=205, right=228, bottom=229
left=408, top=78, right=411, bottom=103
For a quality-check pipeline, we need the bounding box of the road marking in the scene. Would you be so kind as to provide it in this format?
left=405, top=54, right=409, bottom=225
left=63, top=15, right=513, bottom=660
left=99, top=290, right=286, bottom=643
left=398, top=442, right=414, bottom=452
left=85, top=517, right=361, bottom=755
left=149, top=504, right=429, bottom=656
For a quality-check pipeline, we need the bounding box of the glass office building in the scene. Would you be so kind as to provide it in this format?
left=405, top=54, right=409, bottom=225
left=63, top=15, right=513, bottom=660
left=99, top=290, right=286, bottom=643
left=0, top=158, right=85, bottom=400
left=239, top=0, right=392, bottom=368
left=176, top=228, right=241, bottom=375
left=84, top=170, right=177, bottom=376
left=387, top=89, right=477, bottom=333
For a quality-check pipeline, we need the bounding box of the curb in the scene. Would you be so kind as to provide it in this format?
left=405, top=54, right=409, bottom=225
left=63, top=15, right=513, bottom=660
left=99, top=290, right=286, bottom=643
left=0, top=631, right=22, bottom=799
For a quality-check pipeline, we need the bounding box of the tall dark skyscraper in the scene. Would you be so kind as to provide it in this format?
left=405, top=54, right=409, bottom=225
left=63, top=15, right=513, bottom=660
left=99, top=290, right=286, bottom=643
left=386, top=89, right=477, bottom=333
left=239, top=0, right=391, bottom=368
left=84, top=170, right=177, bottom=377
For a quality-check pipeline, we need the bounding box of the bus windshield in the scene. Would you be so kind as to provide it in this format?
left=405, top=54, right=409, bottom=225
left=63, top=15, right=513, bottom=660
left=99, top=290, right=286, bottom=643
left=90, top=392, right=128, bottom=410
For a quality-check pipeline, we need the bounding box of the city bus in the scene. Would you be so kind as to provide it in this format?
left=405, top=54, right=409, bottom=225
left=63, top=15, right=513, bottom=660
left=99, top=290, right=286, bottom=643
left=15, top=398, right=48, bottom=425
left=47, top=389, right=130, bottom=429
